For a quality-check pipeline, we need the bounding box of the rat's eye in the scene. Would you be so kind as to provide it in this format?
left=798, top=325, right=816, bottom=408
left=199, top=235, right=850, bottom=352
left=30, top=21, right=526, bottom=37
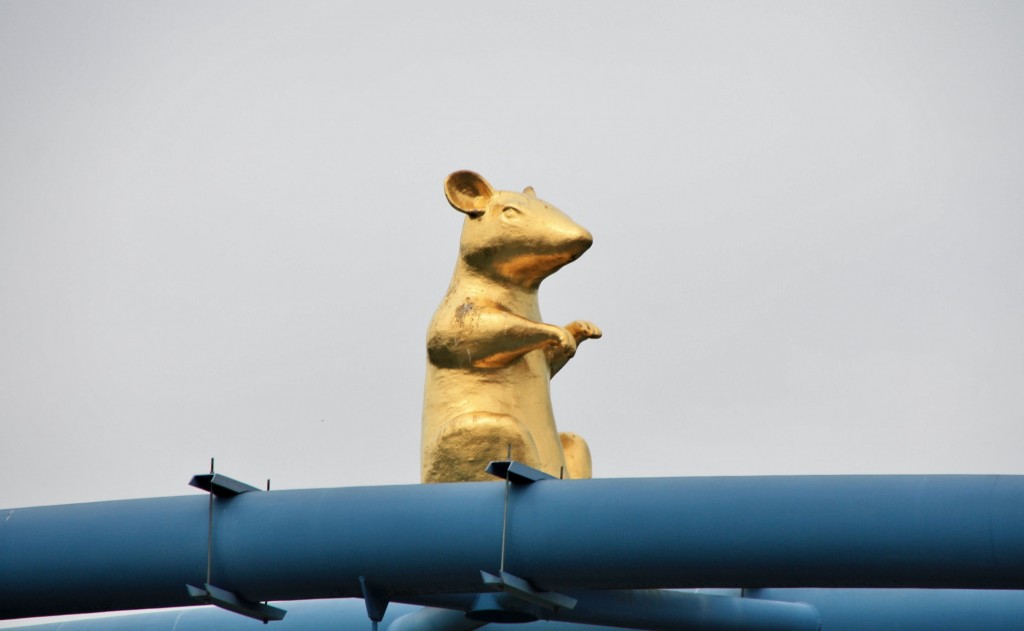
left=502, top=206, right=522, bottom=221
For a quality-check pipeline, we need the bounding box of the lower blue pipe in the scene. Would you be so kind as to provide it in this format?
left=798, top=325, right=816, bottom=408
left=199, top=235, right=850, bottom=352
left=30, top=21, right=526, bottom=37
left=9, top=590, right=1024, bottom=631
left=748, top=588, right=1024, bottom=631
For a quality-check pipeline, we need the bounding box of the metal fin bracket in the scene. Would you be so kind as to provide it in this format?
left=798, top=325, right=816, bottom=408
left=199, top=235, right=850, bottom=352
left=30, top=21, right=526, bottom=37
left=485, top=460, right=556, bottom=484
left=360, top=576, right=390, bottom=631
left=478, top=459, right=573, bottom=616
left=189, top=473, right=262, bottom=497
left=481, top=570, right=577, bottom=611
left=188, top=461, right=283, bottom=623
left=187, top=583, right=286, bottom=623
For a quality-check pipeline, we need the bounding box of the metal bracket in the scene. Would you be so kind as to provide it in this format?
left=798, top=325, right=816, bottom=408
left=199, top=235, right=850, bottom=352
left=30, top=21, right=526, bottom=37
left=485, top=459, right=555, bottom=579
left=480, top=570, right=577, bottom=611
left=360, top=576, right=390, bottom=631
left=485, top=461, right=556, bottom=484
left=189, top=473, right=262, bottom=497
left=187, top=583, right=286, bottom=622
left=188, top=461, right=278, bottom=622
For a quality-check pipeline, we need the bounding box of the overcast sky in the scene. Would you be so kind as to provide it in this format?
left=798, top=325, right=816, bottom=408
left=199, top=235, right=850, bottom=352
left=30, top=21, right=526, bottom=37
left=2, top=1, right=1023, bottom=511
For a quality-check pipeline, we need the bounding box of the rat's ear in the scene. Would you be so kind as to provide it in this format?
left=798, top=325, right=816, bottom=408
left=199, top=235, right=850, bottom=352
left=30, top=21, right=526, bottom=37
left=445, top=171, right=494, bottom=217
left=523, top=186, right=536, bottom=198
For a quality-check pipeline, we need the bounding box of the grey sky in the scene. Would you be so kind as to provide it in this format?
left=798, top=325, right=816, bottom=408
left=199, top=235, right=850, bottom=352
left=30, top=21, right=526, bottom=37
left=2, top=1, right=1023, bottom=511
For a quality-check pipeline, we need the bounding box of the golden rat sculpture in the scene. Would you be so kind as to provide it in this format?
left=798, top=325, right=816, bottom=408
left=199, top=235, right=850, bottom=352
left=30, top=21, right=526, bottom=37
left=421, top=170, right=602, bottom=483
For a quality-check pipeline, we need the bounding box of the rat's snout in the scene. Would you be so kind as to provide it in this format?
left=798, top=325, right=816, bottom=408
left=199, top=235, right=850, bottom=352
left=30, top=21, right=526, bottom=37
left=567, top=226, right=593, bottom=259
left=579, top=227, right=593, bottom=249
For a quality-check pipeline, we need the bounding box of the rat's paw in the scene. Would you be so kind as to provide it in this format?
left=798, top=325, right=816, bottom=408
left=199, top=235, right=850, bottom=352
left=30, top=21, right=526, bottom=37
left=566, top=320, right=603, bottom=343
left=552, top=326, right=578, bottom=358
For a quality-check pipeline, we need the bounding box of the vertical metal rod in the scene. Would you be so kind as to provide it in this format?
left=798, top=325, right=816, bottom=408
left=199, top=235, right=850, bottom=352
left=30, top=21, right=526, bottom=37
left=499, top=444, right=511, bottom=573
left=264, top=478, right=270, bottom=609
left=206, top=457, right=214, bottom=586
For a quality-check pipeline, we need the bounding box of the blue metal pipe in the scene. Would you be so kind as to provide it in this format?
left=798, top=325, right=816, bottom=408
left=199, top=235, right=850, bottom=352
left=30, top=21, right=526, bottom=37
left=746, top=588, right=1024, bottom=631
left=0, top=601, right=627, bottom=631
left=388, top=606, right=490, bottom=631
left=404, top=590, right=823, bottom=631
left=2, top=475, right=1023, bottom=620
left=11, top=591, right=1024, bottom=631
